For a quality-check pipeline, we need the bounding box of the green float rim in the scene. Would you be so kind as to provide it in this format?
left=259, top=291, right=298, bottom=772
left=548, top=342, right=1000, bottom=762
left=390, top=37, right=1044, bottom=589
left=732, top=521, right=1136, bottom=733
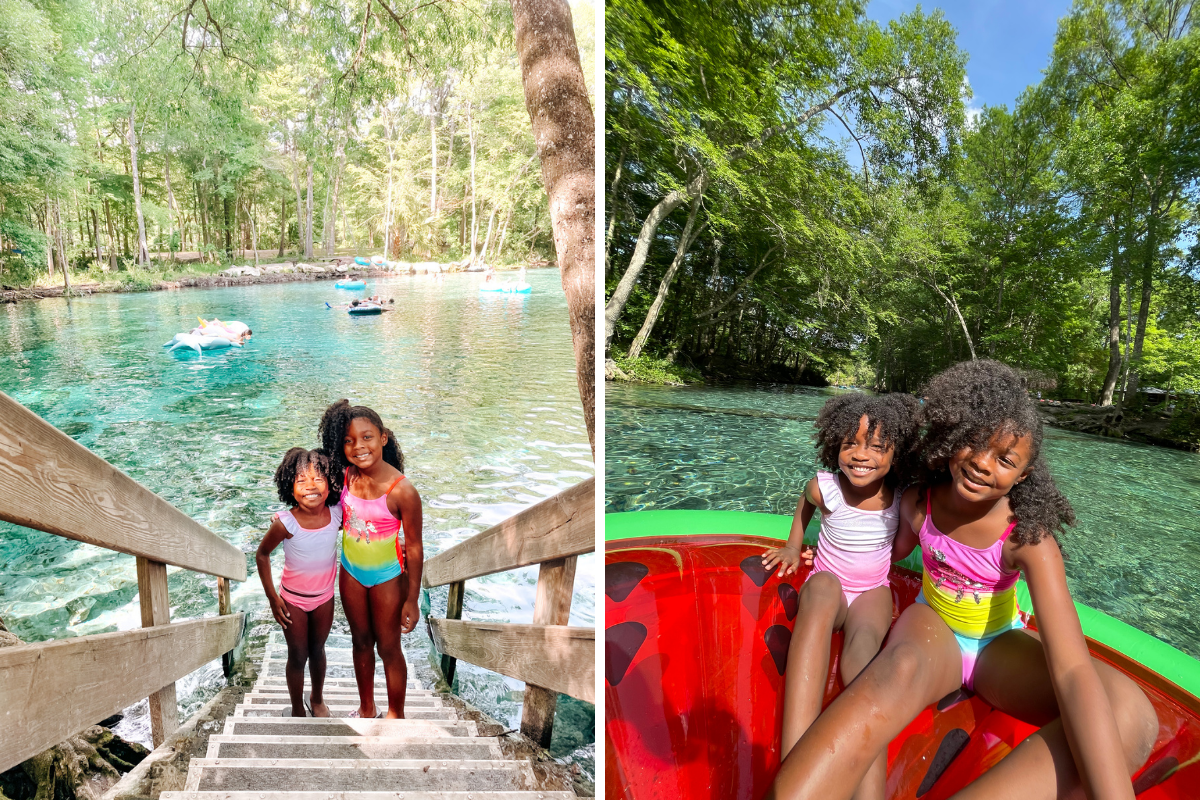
left=605, top=510, right=1200, bottom=700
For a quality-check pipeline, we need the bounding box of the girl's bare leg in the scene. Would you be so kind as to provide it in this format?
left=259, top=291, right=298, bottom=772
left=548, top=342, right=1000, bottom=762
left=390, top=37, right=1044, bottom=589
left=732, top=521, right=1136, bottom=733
left=280, top=599, right=310, bottom=718
left=339, top=568, right=379, bottom=717
left=368, top=574, right=408, bottom=719
left=306, top=598, right=335, bottom=717
left=950, top=629, right=1156, bottom=800
left=781, top=571, right=848, bottom=757
left=839, top=585, right=895, bottom=800
left=768, top=603, right=963, bottom=800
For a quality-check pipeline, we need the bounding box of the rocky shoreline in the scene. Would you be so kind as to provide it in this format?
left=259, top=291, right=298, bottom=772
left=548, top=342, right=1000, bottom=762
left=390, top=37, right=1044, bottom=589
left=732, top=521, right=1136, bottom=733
left=0, top=257, right=520, bottom=304
left=1038, top=403, right=1199, bottom=451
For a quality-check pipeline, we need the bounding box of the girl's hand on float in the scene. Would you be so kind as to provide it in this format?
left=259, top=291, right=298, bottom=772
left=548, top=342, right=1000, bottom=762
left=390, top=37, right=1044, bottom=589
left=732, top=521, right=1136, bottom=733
left=270, top=595, right=292, bottom=629
left=399, top=597, right=420, bottom=634
left=762, top=545, right=803, bottom=575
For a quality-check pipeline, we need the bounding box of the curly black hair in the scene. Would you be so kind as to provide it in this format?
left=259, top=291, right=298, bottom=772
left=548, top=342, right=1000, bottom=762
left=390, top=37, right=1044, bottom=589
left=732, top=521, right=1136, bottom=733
left=814, top=392, right=922, bottom=488
left=318, top=399, right=405, bottom=473
left=917, top=359, right=1075, bottom=545
left=273, top=447, right=341, bottom=507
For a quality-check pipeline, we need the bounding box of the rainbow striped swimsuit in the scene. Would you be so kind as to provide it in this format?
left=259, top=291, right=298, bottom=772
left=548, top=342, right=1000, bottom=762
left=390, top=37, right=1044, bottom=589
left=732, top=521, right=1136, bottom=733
left=339, top=469, right=406, bottom=588
left=915, top=491, right=1024, bottom=690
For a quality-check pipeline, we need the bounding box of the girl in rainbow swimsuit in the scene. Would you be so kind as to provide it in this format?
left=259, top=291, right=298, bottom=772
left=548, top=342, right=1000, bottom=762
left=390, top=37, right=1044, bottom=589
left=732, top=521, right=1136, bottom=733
left=761, top=393, right=920, bottom=800
left=319, top=399, right=424, bottom=719
left=256, top=448, right=343, bottom=718
left=769, top=360, right=1156, bottom=800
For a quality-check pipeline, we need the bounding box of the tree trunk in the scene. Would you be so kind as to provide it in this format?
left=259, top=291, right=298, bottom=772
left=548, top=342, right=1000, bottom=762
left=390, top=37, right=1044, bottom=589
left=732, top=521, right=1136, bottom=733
left=55, top=200, right=70, bottom=294
left=305, top=161, right=315, bottom=260
left=103, top=199, right=118, bottom=270
left=164, top=145, right=179, bottom=261
left=223, top=194, right=233, bottom=258
left=430, top=112, right=438, bottom=216
left=1099, top=226, right=1123, bottom=406
left=479, top=206, right=499, bottom=265
left=90, top=205, right=102, bottom=266
left=626, top=195, right=702, bottom=361
left=290, top=142, right=304, bottom=257
left=278, top=197, right=287, bottom=257
left=128, top=102, right=149, bottom=266
left=326, top=140, right=347, bottom=256
left=511, top=0, right=596, bottom=453
left=44, top=196, right=55, bottom=277
left=248, top=198, right=259, bottom=266
left=468, top=101, right=477, bottom=263
left=1126, top=212, right=1157, bottom=401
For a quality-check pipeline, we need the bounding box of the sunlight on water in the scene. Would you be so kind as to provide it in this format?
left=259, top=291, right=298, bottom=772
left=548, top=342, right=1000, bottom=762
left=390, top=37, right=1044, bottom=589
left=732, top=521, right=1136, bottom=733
left=606, top=382, right=1200, bottom=661
left=0, top=270, right=594, bottom=772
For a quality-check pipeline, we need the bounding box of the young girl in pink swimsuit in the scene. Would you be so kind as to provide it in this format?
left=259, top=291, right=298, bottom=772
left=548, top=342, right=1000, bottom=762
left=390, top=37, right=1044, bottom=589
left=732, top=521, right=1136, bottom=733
left=769, top=360, right=1156, bottom=800
left=319, top=400, right=424, bottom=719
left=256, top=448, right=343, bottom=718
left=761, top=393, right=920, bottom=798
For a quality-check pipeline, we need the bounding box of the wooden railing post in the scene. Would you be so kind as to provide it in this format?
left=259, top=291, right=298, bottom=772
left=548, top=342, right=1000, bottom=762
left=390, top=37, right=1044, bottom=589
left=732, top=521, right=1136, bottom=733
left=441, top=581, right=465, bottom=685
left=519, top=555, right=577, bottom=748
left=217, top=577, right=233, bottom=678
left=137, top=557, right=178, bottom=746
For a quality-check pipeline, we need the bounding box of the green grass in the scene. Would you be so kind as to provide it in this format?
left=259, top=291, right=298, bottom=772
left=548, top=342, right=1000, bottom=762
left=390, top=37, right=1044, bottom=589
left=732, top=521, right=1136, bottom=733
left=612, top=353, right=703, bottom=385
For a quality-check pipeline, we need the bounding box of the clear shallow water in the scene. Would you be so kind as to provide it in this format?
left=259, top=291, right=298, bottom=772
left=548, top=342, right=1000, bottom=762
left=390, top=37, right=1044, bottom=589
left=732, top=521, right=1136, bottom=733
left=0, top=269, right=594, bottom=772
left=605, top=382, right=1200, bottom=661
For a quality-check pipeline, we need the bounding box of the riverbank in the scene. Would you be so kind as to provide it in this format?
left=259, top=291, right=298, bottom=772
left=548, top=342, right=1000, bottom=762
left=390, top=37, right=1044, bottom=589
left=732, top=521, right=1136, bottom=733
left=1, top=258, right=542, bottom=304
left=1038, top=403, right=1200, bottom=451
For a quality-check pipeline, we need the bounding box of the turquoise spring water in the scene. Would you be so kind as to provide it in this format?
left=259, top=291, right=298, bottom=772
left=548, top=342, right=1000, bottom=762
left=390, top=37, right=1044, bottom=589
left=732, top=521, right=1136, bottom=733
left=605, top=382, right=1200, bottom=662
left=0, top=269, right=594, bottom=773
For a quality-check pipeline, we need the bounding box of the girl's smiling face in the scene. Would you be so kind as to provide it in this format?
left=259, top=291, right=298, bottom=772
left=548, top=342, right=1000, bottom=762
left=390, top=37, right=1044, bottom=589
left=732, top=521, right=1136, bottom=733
left=949, top=428, right=1033, bottom=502
left=839, top=415, right=895, bottom=488
left=344, top=417, right=387, bottom=471
left=292, top=465, right=329, bottom=512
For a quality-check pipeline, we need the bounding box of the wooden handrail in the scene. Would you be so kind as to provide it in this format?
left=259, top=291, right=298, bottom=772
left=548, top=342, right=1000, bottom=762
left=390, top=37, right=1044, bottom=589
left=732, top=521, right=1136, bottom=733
left=0, top=392, right=246, bottom=581
left=0, top=615, right=244, bottom=771
left=424, top=478, right=595, bottom=748
left=426, top=619, right=595, bottom=703
left=423, top=477, right=594, bottom=588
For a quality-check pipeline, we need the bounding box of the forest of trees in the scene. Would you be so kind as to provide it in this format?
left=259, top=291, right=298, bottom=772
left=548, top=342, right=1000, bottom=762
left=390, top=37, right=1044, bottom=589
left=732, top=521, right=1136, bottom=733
left=0, top=0, right=595, bottom=285
left=605, top=0, right=1200, bottom=408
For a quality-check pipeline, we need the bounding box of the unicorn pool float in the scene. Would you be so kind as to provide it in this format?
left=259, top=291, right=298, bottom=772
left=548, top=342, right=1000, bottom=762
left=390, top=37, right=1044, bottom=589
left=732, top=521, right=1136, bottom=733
left=163, top=318, right=252, bottom=354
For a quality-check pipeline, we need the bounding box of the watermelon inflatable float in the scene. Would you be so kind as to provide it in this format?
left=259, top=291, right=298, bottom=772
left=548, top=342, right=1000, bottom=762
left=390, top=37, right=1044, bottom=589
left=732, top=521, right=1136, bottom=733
left=605, top=510, right=1200, bottom=800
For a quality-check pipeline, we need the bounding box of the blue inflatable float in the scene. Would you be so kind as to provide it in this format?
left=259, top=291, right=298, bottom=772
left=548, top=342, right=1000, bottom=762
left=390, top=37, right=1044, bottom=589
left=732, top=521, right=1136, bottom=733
left=335, top=280, right=366, bottom=289
left=348, top=303, right=384, bottom=316
left=354, top=256, right=370, bottom=266
left=480, top=281, right=532, bottom=294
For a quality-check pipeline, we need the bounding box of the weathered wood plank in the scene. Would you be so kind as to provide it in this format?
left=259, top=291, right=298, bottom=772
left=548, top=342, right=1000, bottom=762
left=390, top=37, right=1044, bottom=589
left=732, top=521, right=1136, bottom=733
left=138, top=557, right=179, bottom=746
left=0, top=614, right=244, bottom=771
left=519, top=556, right=577, bottom=747
left=0, top=391, right=246, bottom=580
left=426, top=620, right=593, bottom=704
left=439, top=581, right=465, bottom=685
left=423, top=478, right=594, bottom=588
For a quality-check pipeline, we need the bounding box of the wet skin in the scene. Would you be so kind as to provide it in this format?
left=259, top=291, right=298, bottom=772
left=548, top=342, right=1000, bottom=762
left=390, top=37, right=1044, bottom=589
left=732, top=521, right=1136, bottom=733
left=768, top=430, right=1157, bottom=800
left=761, top=416, right=900, bottom=800
left=255, top=466, right=336, bottom=717
left=341, top=417, right=424, bottom=719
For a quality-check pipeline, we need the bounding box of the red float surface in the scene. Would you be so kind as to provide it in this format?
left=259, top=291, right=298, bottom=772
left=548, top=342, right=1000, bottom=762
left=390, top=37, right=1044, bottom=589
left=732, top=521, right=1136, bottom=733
left=605, top=535, right=1200, bottom=800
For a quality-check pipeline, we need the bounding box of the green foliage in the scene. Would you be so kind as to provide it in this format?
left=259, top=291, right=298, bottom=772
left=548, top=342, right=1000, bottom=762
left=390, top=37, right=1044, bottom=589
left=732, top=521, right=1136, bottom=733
left=0, top=217, right=47, bottom=278
left=1162, top=412, right=1200, bottom=448
left=613, top=353, right=703, bottom=385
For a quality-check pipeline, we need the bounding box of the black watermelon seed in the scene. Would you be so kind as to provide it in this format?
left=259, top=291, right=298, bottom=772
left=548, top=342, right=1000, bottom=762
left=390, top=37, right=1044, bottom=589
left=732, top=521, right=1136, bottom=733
left=1132, top=756, right=1179, bottom=794
left=741, top=555, right=778, bottom=587
left=935, top=688, right=974, bottom=711
left=764, top=625, right=791, bottom=675
left=778, top=583, right=799, bottom=620
left=605, top=621, right=648, bottom=686
left=605, top=562, right=650, bottom=603
left=917, top=728, right=971, bottom=796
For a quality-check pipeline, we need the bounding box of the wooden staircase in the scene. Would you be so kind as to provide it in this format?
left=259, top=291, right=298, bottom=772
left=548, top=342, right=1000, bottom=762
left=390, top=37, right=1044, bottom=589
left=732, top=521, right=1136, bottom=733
left=161, top=632, right=577, bottom=799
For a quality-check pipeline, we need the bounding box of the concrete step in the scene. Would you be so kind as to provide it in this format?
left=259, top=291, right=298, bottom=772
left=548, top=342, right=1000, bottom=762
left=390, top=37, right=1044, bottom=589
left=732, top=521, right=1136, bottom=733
left=262, top=651, right=416, bottom=668
left=243, top=693, right=442, bottom=708
left=232, top=705, right=458, bottom=720
left=253, top=677, right=423, bottom=691
left=165, top=793, right=577, bottom=800
left=205, top=735, right=503, bottom=760
left=222, top=717, right=479, bottom=738
left=249, top=684, right=434, bottom=695
left=184, top=759, right=535, bottom=792
left=259, top=663, right=415, bottom=681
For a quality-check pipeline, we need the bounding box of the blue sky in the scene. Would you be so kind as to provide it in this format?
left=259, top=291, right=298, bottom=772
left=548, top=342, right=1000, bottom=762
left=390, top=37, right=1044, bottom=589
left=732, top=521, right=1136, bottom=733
left=867, top=0, right=1073, bottom=114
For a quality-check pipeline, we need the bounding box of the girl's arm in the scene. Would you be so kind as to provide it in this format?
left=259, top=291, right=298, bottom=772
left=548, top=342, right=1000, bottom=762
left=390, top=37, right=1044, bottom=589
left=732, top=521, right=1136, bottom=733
left=392, top=480, right=424, bottom=633
left=762, top=477, right=824, bottom=575
left=255, top=517, right=292, bottom=629
left=1016, top=537, right=1135, bottom=800
left=890, top=487, right=920, bottom=563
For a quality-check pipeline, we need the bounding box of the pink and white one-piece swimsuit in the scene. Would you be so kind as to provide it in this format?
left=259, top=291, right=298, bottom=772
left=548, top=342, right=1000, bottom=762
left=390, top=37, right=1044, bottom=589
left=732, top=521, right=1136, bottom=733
left=277, top=505, right=342, bottom=611
left=809, top=471, right=900, bottom=606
